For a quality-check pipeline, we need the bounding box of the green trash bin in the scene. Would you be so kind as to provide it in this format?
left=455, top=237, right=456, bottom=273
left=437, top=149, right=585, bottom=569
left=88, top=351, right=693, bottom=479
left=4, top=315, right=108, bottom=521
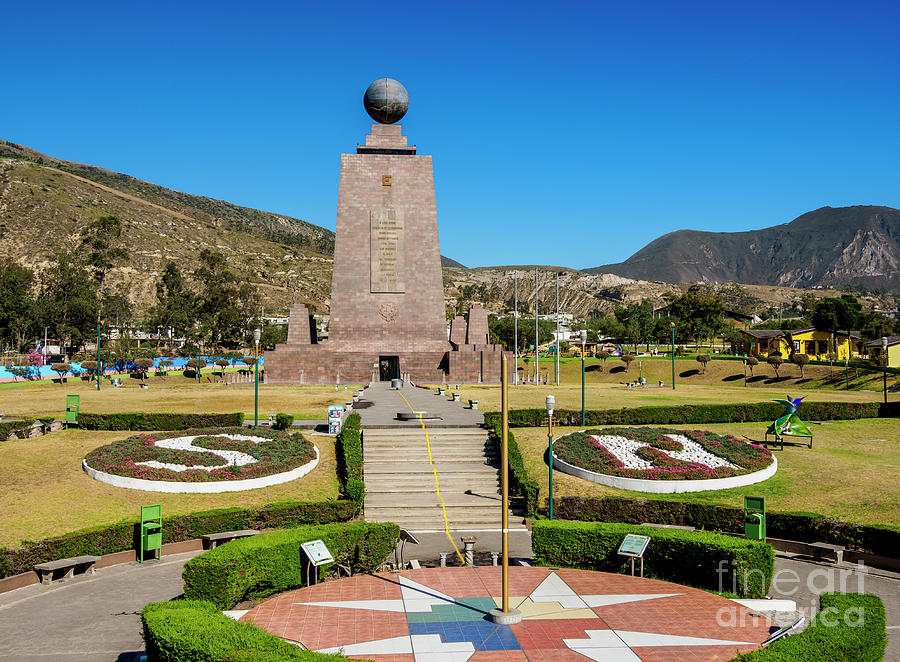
left=65, top=395, right=80, bottom=427
left=140, top=504, right=162, bottom=562
left=744, top=496, right=766, bottom=540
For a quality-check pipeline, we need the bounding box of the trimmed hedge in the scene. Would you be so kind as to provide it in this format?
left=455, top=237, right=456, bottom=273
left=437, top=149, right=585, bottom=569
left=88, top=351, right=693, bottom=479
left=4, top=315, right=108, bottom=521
left=532, top=520, right=774, bottom=598
left=483, top=414, right=540, bottom=516
left=335, top=412, right=364, bottom=507
left=183, top=521, right=400, bottom=609
left=553, top=496, right=900, bottom=557
left=491, top=401, right=898, bottom=429
left=0, top=417, right=55, bottom=440
left=731, top=592, right=886, bottom=661
left=0, top=499, right=357, bottom=579
left=77, top=411, right=244, bottom=430
left=141, top=599, right=350, bottom=661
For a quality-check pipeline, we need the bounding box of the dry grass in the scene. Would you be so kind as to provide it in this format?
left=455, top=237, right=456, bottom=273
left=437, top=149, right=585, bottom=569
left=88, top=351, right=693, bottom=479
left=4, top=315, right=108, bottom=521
left=513, top=418, right=900, bottom=528
left=0, top=377, right=363, bottom=420
left=0, top=428, right=340, bottom=547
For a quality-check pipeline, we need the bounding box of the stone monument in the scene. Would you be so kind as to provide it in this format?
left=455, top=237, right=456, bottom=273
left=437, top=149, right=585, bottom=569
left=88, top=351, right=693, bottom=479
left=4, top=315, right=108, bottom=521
left=265, top=79, right=509, bottom=385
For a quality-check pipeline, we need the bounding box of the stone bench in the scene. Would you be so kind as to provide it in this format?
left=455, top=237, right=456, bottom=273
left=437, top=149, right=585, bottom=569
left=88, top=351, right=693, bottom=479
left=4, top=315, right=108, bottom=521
left=809, top=541, right=845, bottom=563
left=201, top=529, right=260, bottom=549
left=34, top=555, right=101, bottom=584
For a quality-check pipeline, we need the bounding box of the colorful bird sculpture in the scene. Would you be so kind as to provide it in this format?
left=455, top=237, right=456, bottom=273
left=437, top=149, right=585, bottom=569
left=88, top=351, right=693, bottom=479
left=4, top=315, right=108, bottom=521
left=766, top=395, right=813, bottom=437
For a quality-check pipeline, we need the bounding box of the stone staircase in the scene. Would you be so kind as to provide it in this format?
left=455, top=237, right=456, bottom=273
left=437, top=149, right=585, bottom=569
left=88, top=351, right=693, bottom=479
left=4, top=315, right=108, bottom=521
left=362, top=427, right=527, bottom=532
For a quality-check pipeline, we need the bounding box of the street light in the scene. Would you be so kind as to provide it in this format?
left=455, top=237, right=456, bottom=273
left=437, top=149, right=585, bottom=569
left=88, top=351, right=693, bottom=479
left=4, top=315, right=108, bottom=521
left=743, top=359, right=748, bottom=387
left=883, top=336, right=889, bottom=405
left=254, top=328, right=262, bottom=428
left=579, top=329, right=587, bottom=426
left=670, top=322, right=676, bottom=390
left=96, top=320, right=102, bottom=391
left=546, top=394, right=555, bottom=520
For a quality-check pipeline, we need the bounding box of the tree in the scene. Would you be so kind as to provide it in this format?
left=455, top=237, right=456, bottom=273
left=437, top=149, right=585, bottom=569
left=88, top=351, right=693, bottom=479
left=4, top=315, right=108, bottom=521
left=488, top=315, right=555, bottom=351
left=767, top=354, right=783, bottom=377
left=621, top=353, right=635, bottom=371
left=34, top=253, right=100, bottom=351
left=614, top=300, right=655, bottom=351
left=812, top=295, right=861, bottom=334
left=216, top=358, right=230, bottom=379
left=80, top=360, right=99, bottom=381
left=696, top=354, right=710, bottom=373
left=150, top=262, right=196, bottom=339
left=0, top=263, right=35, bottom=351
left=80, top=214, right=128, bottom=292
left=133, top=358, right=154, bottom=382
left=597, top=350, right=610, bottom=370
left=664, top=292, right=726, bottom=346
left=858, top=311, right=895, bottom=342
left=746, top=356, right=759, bottom=375
left=51, top=362, right=71, bottom=382
left=259, top=323, right=287, bottom=351
left=194, top=250, right=259, bottom=349
left=101, top=293, right=134, bottom=330
left=792, top=353, right=810, bottom=378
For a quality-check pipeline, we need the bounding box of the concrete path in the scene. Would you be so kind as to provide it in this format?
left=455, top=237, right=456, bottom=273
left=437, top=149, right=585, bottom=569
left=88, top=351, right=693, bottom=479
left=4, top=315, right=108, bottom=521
left=355, top=382, right=484, bottom=428
left=0, top=547, right=896, bottom=661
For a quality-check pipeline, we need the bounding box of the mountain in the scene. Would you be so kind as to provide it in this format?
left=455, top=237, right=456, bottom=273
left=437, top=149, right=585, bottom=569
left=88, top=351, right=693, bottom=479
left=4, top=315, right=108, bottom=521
left=586, top=206, right=900, bottom=290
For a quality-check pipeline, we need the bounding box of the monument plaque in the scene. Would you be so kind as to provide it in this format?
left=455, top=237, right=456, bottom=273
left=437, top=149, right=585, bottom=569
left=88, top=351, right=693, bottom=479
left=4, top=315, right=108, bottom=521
left=370, top=208, right=405, bottom=293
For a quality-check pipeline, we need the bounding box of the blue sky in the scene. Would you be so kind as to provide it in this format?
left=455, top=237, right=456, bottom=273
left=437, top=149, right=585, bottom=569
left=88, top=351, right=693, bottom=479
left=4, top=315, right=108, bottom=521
left=3, top=1, right=899, bottom=269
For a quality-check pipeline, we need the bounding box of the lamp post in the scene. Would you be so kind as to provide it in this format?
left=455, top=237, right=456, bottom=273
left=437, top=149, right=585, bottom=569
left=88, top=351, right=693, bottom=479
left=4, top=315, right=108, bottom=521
left=670, top=322, right=676, bottom=390
left=96, top=321, right=102, bottom=391
left=546, top=394, right=555, bottom=520
left=254, top=328, right=262, bottom=427
left=580, top=329, right=587, bottom=426
left=883, top=336, right=889, bottom=404
left=743, top=359, right=747, bottom=387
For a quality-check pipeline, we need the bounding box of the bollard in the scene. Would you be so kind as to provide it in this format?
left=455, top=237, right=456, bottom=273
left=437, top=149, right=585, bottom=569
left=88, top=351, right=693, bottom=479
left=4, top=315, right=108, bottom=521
left=439, top=552, right=448, bottom=568
left=461, top=536, right=476, bottom=567
left=491, top=552, right=499, bottom=567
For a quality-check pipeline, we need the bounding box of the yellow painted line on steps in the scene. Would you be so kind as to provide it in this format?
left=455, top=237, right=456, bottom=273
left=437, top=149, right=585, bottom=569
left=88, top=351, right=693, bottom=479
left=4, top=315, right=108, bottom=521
left=396, top=390, right=465, bottom=565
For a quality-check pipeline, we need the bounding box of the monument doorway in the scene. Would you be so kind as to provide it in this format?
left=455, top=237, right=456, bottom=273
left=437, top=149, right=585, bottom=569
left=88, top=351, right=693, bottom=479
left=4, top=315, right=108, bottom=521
left=379, top=356, right=400, bottom=381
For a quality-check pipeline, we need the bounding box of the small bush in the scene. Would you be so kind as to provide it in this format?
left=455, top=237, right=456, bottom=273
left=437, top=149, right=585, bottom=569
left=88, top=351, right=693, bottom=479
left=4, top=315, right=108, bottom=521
left=483, top=414, right=540, bottom=516
left=731, top=592, right=886, bottom=661
left=620, top=353, right=635, bottom=371
left=335, top=413, right=364, bottom=506
left=696, top=354, right=710, bottom=373
left=767, top=354, right=783, bottom=377
left=186, top=358, right=207, bottom=369
left=273, top=413, right=294, bottom=430
left=141, top=600, right=349, bottom=661
left=50, top=362, right=71, bottom=380
left=532, top=520, right=774, bottom=597
left=182, top=522, right=399, bottom=608
left=792, top=353, right=810, bottom=378
left=746, top=356, right=759, bottom=374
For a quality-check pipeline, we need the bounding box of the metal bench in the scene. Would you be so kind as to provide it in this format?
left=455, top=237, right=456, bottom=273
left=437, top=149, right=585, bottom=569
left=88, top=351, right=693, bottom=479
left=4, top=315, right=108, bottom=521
left=201, top=529, right=260, bottom=549
left=808, top=541, right=845, bottom=563
left=34, top=555, right=101, bottom=584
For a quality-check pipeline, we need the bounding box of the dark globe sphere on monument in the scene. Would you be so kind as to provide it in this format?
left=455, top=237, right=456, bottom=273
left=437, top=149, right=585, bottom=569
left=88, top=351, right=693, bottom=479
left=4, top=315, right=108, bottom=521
left=363, top=78, right=409, bottom=124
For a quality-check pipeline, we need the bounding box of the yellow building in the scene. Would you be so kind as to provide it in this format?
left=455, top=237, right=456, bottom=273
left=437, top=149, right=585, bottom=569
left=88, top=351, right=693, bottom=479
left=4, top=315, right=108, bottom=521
left=737, top=328, right=861, bottom=360
left=863, top=335, right=900, bottom=368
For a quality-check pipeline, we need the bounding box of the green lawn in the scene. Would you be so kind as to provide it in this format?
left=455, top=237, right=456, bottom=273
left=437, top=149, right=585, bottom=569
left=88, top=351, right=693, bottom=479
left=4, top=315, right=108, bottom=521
left=513, top=418, right=900, bottom=528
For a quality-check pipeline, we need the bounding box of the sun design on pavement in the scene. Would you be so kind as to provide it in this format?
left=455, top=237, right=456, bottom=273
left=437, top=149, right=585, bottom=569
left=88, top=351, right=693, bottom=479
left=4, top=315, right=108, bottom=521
left=240, top=567, right=770, bottom=661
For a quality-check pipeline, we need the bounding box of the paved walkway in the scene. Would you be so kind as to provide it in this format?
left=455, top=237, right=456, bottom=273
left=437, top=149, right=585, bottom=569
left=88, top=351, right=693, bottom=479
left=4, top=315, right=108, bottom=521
left=0, top=549, right=896, bottom=661
left=356, top=382, right=484, bottom=428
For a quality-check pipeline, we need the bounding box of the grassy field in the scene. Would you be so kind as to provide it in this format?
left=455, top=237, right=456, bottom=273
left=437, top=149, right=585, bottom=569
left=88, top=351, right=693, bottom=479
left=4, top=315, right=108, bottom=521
left=0, top=376, right=362, bottom=420
left=0, top=428, right=341, bottom=547
left=513, top=418, right=900, bottom=528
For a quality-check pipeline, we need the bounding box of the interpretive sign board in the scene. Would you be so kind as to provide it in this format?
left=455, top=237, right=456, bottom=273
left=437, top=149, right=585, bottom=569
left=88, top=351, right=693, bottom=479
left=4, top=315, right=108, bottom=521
left=328, top=405, right=344, bottom=435
left=301, top=539, right=334, bottom=567
left=617, top=534, right=651, bottom=558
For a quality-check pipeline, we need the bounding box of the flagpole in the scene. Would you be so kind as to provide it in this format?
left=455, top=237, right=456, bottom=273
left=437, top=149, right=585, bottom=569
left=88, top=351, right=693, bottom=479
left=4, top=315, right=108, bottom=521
left=556, top=272, right=560, bottom=386
left=535, top=268, right=539, bottom=385
left=514, top=271, right=518, bottom=385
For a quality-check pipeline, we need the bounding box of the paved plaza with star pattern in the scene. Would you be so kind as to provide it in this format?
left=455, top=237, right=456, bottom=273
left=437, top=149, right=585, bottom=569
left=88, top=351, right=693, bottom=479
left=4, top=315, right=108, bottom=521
left=240, top=566, right=774, bottom=661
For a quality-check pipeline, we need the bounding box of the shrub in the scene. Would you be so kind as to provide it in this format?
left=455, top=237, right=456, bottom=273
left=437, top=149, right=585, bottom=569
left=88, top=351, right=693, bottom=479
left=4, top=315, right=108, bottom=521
left=551, top=496, right=900, bottom=557
left=0, top=498, right=358, bottom=579
left=767, top=354, right=783, bottom=377
left=532, top=520, right=774, bottom=598
left=597, top=350, right=610, bottom=369
left=746, top=356, right=759, bottom=375
left=620, top=353, right=635, bottom=370
left=133, top=358, right=154, bottom=381
left=731, top=592, right=886, bottom=661
left=696, top=354, right=710, bottom=373
left=186, top=358, right=207, bottom=370
left=335, top=413, right=364, bottom=506
left=141, top=600, right=349, bottom=661
left=242, top=356, right=257, bottom=366
left=77, top=412, right=244, bottom=430
left=182, top=522, right=400, bottom=608
left=273, top=413, right=294, bottom=431
left=791, top=353, right=810, bottom=378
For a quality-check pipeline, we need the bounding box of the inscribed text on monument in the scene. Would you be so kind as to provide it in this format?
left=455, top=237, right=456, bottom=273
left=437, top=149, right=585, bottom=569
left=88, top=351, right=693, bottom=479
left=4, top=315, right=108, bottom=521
left=370, top=208, right=405, bottom=293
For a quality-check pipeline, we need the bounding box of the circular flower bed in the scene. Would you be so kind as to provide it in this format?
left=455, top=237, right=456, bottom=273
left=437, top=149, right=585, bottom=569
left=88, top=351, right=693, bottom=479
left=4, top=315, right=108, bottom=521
left=552, top=427, right=775, bottom=493
left=83, top=427, right=318, bottom=493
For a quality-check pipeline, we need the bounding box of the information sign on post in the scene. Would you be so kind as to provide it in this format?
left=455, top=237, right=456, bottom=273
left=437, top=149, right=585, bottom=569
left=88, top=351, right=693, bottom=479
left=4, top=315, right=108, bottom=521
left=328, top=405, right=344, bottom=434
left=617, top=534, right=651, bottom=577
left=301, top=539, right=334, bottom=566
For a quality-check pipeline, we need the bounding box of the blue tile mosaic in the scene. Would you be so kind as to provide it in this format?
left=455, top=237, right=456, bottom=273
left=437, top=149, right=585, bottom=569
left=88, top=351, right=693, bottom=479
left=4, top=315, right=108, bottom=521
left=409, top=621, right=521, bottom=651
